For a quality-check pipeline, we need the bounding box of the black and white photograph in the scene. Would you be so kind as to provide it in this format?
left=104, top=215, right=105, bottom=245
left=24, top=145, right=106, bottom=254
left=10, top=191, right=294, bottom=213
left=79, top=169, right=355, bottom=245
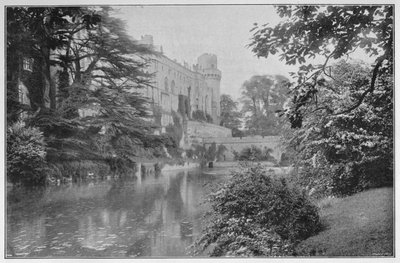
left=4, top=2, right=395, bottom=260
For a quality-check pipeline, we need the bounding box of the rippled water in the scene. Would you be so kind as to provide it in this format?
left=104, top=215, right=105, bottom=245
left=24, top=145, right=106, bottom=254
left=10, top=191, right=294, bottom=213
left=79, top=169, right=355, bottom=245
left=6, top=168, right=229, bottom=258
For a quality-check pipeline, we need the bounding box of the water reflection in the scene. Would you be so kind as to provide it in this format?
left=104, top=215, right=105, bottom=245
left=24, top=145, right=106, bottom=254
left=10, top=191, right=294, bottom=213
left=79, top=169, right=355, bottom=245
left=7, top=169, right=227, bottom=257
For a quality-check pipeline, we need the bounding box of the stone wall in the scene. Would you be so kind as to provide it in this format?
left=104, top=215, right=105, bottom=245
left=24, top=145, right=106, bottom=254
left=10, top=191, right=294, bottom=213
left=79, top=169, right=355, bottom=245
left=185, top=120, right=232, bottom=147
left=203, top=136, right=284, bottom=162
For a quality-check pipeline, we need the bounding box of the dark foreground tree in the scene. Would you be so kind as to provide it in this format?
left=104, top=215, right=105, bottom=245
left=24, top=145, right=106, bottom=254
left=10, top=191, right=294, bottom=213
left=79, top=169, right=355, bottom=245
left=249, top=6, right=393, bottom=196
left=249, top=5, right=393, bottom=128
left=7, top=7, right=160, bottom=183
left=285, top=60, right=392, bottom=196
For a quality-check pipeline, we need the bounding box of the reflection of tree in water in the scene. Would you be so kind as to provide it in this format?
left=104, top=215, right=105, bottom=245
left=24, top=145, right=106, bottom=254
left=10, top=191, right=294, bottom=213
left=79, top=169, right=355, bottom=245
left=166, top=172, right=184, bottom=217
left=7, top=186, right=47, bottom=220
left=7, top=169, right=221, bottom=257
left=105, top=178, right=164, bottom=214
left=126, top=234, right=152, bottom=257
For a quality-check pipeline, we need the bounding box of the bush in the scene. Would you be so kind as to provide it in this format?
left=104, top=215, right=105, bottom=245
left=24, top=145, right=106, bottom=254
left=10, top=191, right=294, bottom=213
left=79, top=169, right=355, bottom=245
left=194, top=164, right=322, bottom=256
left=192, top=110, right=207, bottom=122
left=330, top=158, right=392, bottom=197
left=288, top=165, right=334, bottom=199
left=232, top=127, right=244, bottom=137
left=185, top=149, right=194, bottom=158
left=47, top=160, right=112, bottom=181
left=290, top=155, right=393, bottom=198
left=7, top=122, right=47, bottom=186
left=165, top=111, right=183, bottom=148
left=205, top=113, right=213, bottom=123
left=234, top=145, right=277, bottom=164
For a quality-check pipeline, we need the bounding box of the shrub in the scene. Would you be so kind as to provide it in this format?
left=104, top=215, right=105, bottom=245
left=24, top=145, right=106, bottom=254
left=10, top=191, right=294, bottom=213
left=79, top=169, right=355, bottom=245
left=330, top=158, right=392, bottom=197
left=165, top=111, right=183, bottom=148
left=232, top=127, right=244, bottom=138
left=192, top=110, right=207, bottom=122
left=185, top=149, right=194, bottom=158
left=234, top=145, right=277, bottom=164
left=194, top=164, right=322, bottom=256
left=205, top=113, right=213, bottom=123
left=290, top=155, right=393, bottom=198
left=288, top=165, right=334, bottom=199
left=7, top=122, right=47, bottom=186
left=47, top=160, right=112, bottom=181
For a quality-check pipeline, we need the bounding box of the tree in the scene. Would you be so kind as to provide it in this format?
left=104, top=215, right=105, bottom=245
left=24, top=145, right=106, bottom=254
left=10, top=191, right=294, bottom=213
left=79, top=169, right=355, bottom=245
left=249, top=5, right=393, bottom=128
left=240, top=75, right=289, bottom=136
left=285, top=60, right=392, bottom=196
left=219, top=94, right=242, bottom=130
left=7, top=7, right=83, bottom=122
left=7, top=7, right=157, bottom=169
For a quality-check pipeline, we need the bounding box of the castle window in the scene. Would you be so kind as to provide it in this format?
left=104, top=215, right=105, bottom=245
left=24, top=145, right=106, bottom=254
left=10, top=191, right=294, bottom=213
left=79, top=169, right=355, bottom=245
left=171, top=80, right=175, bottom=94
left=164, top=77, right=169, bottom=92
left=23, top=57, right=34, bottom=72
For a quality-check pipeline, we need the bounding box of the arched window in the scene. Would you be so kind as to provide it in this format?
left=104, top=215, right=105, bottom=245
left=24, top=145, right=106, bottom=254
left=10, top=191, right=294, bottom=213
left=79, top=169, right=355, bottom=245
left=164, top=77, right=169, bottom=92
left=171, top=80, right=175, bottom=94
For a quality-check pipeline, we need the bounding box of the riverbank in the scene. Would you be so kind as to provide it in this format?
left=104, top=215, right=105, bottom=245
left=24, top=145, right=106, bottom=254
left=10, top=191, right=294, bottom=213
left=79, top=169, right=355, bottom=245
left=212, top=161, right=293, bottom=175
left=295, top=187, right=394, bottom=256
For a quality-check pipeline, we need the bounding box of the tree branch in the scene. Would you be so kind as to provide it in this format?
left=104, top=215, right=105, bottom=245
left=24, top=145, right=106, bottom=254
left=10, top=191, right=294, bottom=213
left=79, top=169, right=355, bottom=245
left=333, top=56, right=384, bottom=115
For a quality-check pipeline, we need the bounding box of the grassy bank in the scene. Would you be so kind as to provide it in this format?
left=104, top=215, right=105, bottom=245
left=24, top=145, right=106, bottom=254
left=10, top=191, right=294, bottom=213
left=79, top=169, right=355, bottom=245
left=296, top=187, right=394, bottom=256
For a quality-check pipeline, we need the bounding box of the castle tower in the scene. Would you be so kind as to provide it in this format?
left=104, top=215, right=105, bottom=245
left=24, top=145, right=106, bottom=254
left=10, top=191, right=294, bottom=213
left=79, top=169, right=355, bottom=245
left=197, top=53, right=221, bottom=125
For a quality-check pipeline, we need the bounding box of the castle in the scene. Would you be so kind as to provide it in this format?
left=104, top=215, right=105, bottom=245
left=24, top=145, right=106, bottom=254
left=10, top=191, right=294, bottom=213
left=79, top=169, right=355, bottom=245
left=138, top=35, right=221, bottom=128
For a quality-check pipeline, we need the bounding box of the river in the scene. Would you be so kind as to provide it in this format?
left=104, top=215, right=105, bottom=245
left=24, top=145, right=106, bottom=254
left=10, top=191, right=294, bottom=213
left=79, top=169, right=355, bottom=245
left=6, top=168, right=230, bottom=258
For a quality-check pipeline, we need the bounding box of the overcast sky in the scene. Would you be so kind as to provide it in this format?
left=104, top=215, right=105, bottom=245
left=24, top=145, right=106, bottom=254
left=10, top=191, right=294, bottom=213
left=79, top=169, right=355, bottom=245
left=113, top=5, right=297, bottom=99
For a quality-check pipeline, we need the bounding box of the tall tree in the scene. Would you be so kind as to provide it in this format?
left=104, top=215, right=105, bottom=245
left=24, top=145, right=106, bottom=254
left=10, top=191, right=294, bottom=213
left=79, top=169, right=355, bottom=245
left=240, top=75, right=289, bottom=136
left=219, top=94, right=242, bottom=130
left=7, top=7, right=157, bottom=162
left=249, top=5, right=393, bottom=128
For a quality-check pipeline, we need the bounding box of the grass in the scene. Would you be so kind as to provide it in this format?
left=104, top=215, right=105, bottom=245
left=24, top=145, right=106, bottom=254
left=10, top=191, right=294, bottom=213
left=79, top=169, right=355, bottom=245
left=296, top=187, right=394, bottom=256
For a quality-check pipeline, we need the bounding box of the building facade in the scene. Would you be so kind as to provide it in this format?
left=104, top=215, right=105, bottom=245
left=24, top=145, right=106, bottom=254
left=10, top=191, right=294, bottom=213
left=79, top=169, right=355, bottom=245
left=138, top=35, right=221, bottom=128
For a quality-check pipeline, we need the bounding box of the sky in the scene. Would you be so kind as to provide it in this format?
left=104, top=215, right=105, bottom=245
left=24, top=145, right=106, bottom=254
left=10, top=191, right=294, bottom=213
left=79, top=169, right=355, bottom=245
left=113, top=5, right=297, bottom=100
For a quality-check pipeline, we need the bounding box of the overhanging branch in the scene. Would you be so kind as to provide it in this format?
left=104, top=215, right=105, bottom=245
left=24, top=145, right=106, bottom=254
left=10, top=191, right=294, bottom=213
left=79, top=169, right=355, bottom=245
left=333, top=56, right=384, bottom=115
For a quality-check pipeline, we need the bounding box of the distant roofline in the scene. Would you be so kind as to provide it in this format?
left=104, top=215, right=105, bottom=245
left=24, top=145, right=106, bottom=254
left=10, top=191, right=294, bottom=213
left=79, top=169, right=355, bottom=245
left=149, top=53, right=204, bottom=77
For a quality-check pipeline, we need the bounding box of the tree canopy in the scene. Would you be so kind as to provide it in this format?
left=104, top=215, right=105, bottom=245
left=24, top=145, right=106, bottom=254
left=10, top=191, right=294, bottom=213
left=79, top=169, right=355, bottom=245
left=285, top=59, right=392, bottom=195
left=7, top=6, right=159, bottom=165
left=249, top=5, right=393, bottom=128
left=219, top=94, right=242, bottom=130
left=240, top=74, right=289, bottom=136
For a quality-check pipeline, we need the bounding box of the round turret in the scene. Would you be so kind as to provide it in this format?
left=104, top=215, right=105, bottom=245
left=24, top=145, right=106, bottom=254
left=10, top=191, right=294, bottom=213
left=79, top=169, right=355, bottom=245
left=197, top=53, right=218, bottom=70
left=196, top=54, right=221, bottom=124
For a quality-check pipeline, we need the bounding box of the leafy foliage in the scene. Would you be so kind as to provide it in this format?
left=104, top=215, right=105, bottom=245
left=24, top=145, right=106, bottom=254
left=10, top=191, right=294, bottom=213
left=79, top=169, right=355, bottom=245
left=194, top=164, right=321, bottom=256
left=285, top=60, right=392, bottom=196
left=192, top=109, right=212, bottom=123
left=234, top=145, right=277, bottom=163
left=205, top=113, right=213, bottom=123
left=165, top=111, right=184, bottom=148
left=219, top=94, right=242, bottom=130
left=232, top=127, right=245, bottom=138
left=7, top=122, right=47, bottom=186
left=241, top=75, right=289, bottom=136
left=7, top=7, right=169, bottom=180
left=249, top=5, right=393, bottom=128
left=192, top=110, right=206, bottom=121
